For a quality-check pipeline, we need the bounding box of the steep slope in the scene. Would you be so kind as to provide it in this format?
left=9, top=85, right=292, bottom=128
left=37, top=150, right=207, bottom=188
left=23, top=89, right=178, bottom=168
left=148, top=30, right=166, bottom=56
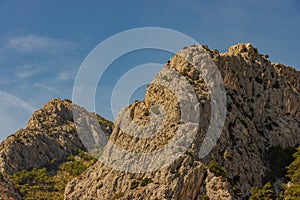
left=0, top=98, right=79, bottom=175
left=0, top=175, right=21, bottom=200
left=64, top=44, right=300, bottom=200
left=0, top=98, right=112, bottom=175
left=0, top=98, right=113, bottom=198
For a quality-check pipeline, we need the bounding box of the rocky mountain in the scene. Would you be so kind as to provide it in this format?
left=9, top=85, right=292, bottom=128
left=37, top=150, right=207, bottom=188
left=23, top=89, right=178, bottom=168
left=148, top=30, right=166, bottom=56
left=0, top=98, right=113, bottom=199
left=64, top=44, right=300, bottom=200
left=1, top=43, right=300, bottom=200
left=0, top=175, right=21, bottom=200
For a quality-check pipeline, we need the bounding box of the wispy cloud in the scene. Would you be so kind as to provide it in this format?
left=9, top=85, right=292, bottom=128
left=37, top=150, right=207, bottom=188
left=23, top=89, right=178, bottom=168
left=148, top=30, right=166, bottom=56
left=57, top=71, right=76, bottom=81
left=34, top=82, right=65, bottom=96
left=4, top=34, right=73, bottom=53
left=0, top=90, right=38, bottom=141
left=0, top=90, right=37, bottom=113
left=14, top=65, right=41, bottom=79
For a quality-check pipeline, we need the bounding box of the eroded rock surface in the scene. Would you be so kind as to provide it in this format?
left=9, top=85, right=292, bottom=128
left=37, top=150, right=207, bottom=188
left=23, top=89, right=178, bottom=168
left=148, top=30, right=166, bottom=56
left=64, top=44, right=300, bottom=200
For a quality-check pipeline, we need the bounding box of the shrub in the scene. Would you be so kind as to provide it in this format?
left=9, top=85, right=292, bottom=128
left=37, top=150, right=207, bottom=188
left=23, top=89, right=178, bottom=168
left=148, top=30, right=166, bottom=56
left=208, top=159, right=227, bottom=179
left=67, top=155, right=75, bottom=162
left=63, top=160, right=87, bottom=176
left=284, top=146, right=300, bottom=199
left=79, top=151, right=94, bottom=161
left=203, top=194, right=210, bottom=200
left=96, top=183, right=103, bottom=189
left=249, top=182, right=274, bottom=200
left=140, top=178, right=153, bottom=187
left=10, top=168, right=50, bottom=197
left=130, top=180, right=139, bottom=190
left=264, top=146, right=295, bottom=182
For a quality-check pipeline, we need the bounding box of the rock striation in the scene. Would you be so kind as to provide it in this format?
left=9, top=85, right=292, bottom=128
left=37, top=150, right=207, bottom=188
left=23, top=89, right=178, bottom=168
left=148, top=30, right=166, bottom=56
left=64, top=44, right=300, bottom=200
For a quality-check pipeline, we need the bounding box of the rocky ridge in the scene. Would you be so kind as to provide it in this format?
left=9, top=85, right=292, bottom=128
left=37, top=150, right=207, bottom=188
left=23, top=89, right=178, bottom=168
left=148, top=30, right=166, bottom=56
left=0, top=98, right=113, bottom=199
left=64, top=44, right=300, bottom=200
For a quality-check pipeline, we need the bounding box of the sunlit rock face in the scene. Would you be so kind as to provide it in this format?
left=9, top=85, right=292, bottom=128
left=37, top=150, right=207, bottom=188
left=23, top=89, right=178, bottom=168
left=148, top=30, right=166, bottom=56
left=64, top=44, right=300, bottom=200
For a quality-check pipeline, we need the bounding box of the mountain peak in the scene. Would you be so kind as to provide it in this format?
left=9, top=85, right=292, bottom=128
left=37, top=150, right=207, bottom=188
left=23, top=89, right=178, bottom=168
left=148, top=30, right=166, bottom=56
left=64, top=44, right=300, bottom=200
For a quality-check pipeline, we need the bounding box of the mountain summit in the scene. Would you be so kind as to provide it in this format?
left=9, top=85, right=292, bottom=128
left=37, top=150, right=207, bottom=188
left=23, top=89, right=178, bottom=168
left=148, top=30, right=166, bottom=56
left=1, top=44, right=300, bottom=200
left=64, top=44, right=300, bottom=199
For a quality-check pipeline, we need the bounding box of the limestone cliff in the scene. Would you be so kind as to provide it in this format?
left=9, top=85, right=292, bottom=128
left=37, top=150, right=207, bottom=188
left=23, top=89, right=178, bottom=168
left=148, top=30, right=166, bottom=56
left=0, top=98, right=113, bottom=198
left=64, top=44, right=300, bottom=200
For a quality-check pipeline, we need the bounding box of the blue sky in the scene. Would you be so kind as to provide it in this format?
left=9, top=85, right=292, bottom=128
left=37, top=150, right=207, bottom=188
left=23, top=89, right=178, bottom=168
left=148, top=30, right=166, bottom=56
left=0, top=0, right=299, bottom=141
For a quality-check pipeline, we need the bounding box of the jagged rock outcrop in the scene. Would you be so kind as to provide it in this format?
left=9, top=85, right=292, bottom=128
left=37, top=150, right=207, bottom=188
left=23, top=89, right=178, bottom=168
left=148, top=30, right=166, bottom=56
left=0, top=175, right=21, bottom=200
left=0, top=98, right=113, bottom=175
left=64, top=43, right=300, bottom=200
left=65, top=44, right=300, bottom=200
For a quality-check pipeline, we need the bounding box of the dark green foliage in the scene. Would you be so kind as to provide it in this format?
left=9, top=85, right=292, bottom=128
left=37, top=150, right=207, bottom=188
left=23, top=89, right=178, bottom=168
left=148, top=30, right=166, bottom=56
left=284, top=146, right=300, bottom=199
left=67, top=155, right=75, bottom=162
left=186, top=151, right=194, bottom=158
left=208, top=159, right=227, bottom=179
left=130, top=180, right=139, bottom=190
left=140, top=178, right=153, bottom=187
left=62, top=160, right=87, bottom=176
left=264, top=146, right=296, bottom=182
left=249, top=182, right=275, bottom=200
left=79, top=151, right=93, bottom=161
left=0, top=172, right=3, bottom=179
left=10, top=168, right=50, bottom=197
left=96, top=183, right=103, bottom=189
left=73, top=148, right=95, bottom=161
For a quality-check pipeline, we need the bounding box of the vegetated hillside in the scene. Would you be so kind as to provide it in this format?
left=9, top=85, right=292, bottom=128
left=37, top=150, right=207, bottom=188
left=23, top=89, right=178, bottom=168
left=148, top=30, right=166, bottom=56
left=64, top=44, right=300, bottom=200
left=0, top=98, right=113, bottom=199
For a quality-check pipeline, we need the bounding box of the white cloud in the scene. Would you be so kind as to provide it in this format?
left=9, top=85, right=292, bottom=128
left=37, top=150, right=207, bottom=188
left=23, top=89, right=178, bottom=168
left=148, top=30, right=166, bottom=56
left=34, top=82, right=65, bottom=95
left=57, top=71, right=76, bottom=81
left=4, top=34, right=73, bottom=53
left=14, top=65, right=41, bottom=79
left=0, top=90, right=37, bottom=113
left=0, top=90, right=37, bottom=141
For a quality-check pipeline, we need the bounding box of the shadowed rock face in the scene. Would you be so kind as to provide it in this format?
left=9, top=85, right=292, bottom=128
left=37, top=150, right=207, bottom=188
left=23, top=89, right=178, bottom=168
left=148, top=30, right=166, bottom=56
left=0, top=98, right=113, bottom=175
left=0, top=176, right=21, bottom=200
left=0, top=99, right=112, bottom=199
left=0, top=98, right=83, bottom=175
left=0, top=98, right=113, bottom=197
left=63, top=44, right=300, bottom=200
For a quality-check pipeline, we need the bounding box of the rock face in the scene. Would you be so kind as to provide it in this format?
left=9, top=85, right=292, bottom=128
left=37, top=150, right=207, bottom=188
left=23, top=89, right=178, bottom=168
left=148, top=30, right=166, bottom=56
left=64, top=44, right=300, bottom=200
left=0, top=98, right=112, bottom=175
left=0, top=175, right=21, bottom=200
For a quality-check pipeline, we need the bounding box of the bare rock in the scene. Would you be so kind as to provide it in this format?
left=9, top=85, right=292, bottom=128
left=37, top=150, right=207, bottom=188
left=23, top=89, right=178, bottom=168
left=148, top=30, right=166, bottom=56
left=59, top=44, right=300, bottom=199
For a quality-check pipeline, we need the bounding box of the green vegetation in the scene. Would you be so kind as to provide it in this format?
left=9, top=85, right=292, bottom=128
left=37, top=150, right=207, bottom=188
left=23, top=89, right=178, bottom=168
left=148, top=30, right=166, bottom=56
left=249, top=182, right=275, bottom=200
left=130, top=180, right=140, bottom=190
left=208, top=158, right=227, bottom=179
left=284, top=146, right=300, bottom=199
left=249, top=146, right=300, bottom=199
left=10, top=168, right=50, bottom=198
left=10, top=152, right=96, bottom=199
left=202, top=194, right=210, bottom=200
left=96, top=114, right=113, bottom=131
left=264, top=146, right=295, bottom=182
left=140, top=178, right=153, bottom=187
left=67, top=154, right=75, bottom=161
left=62, top=160, right=87, bottom=176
